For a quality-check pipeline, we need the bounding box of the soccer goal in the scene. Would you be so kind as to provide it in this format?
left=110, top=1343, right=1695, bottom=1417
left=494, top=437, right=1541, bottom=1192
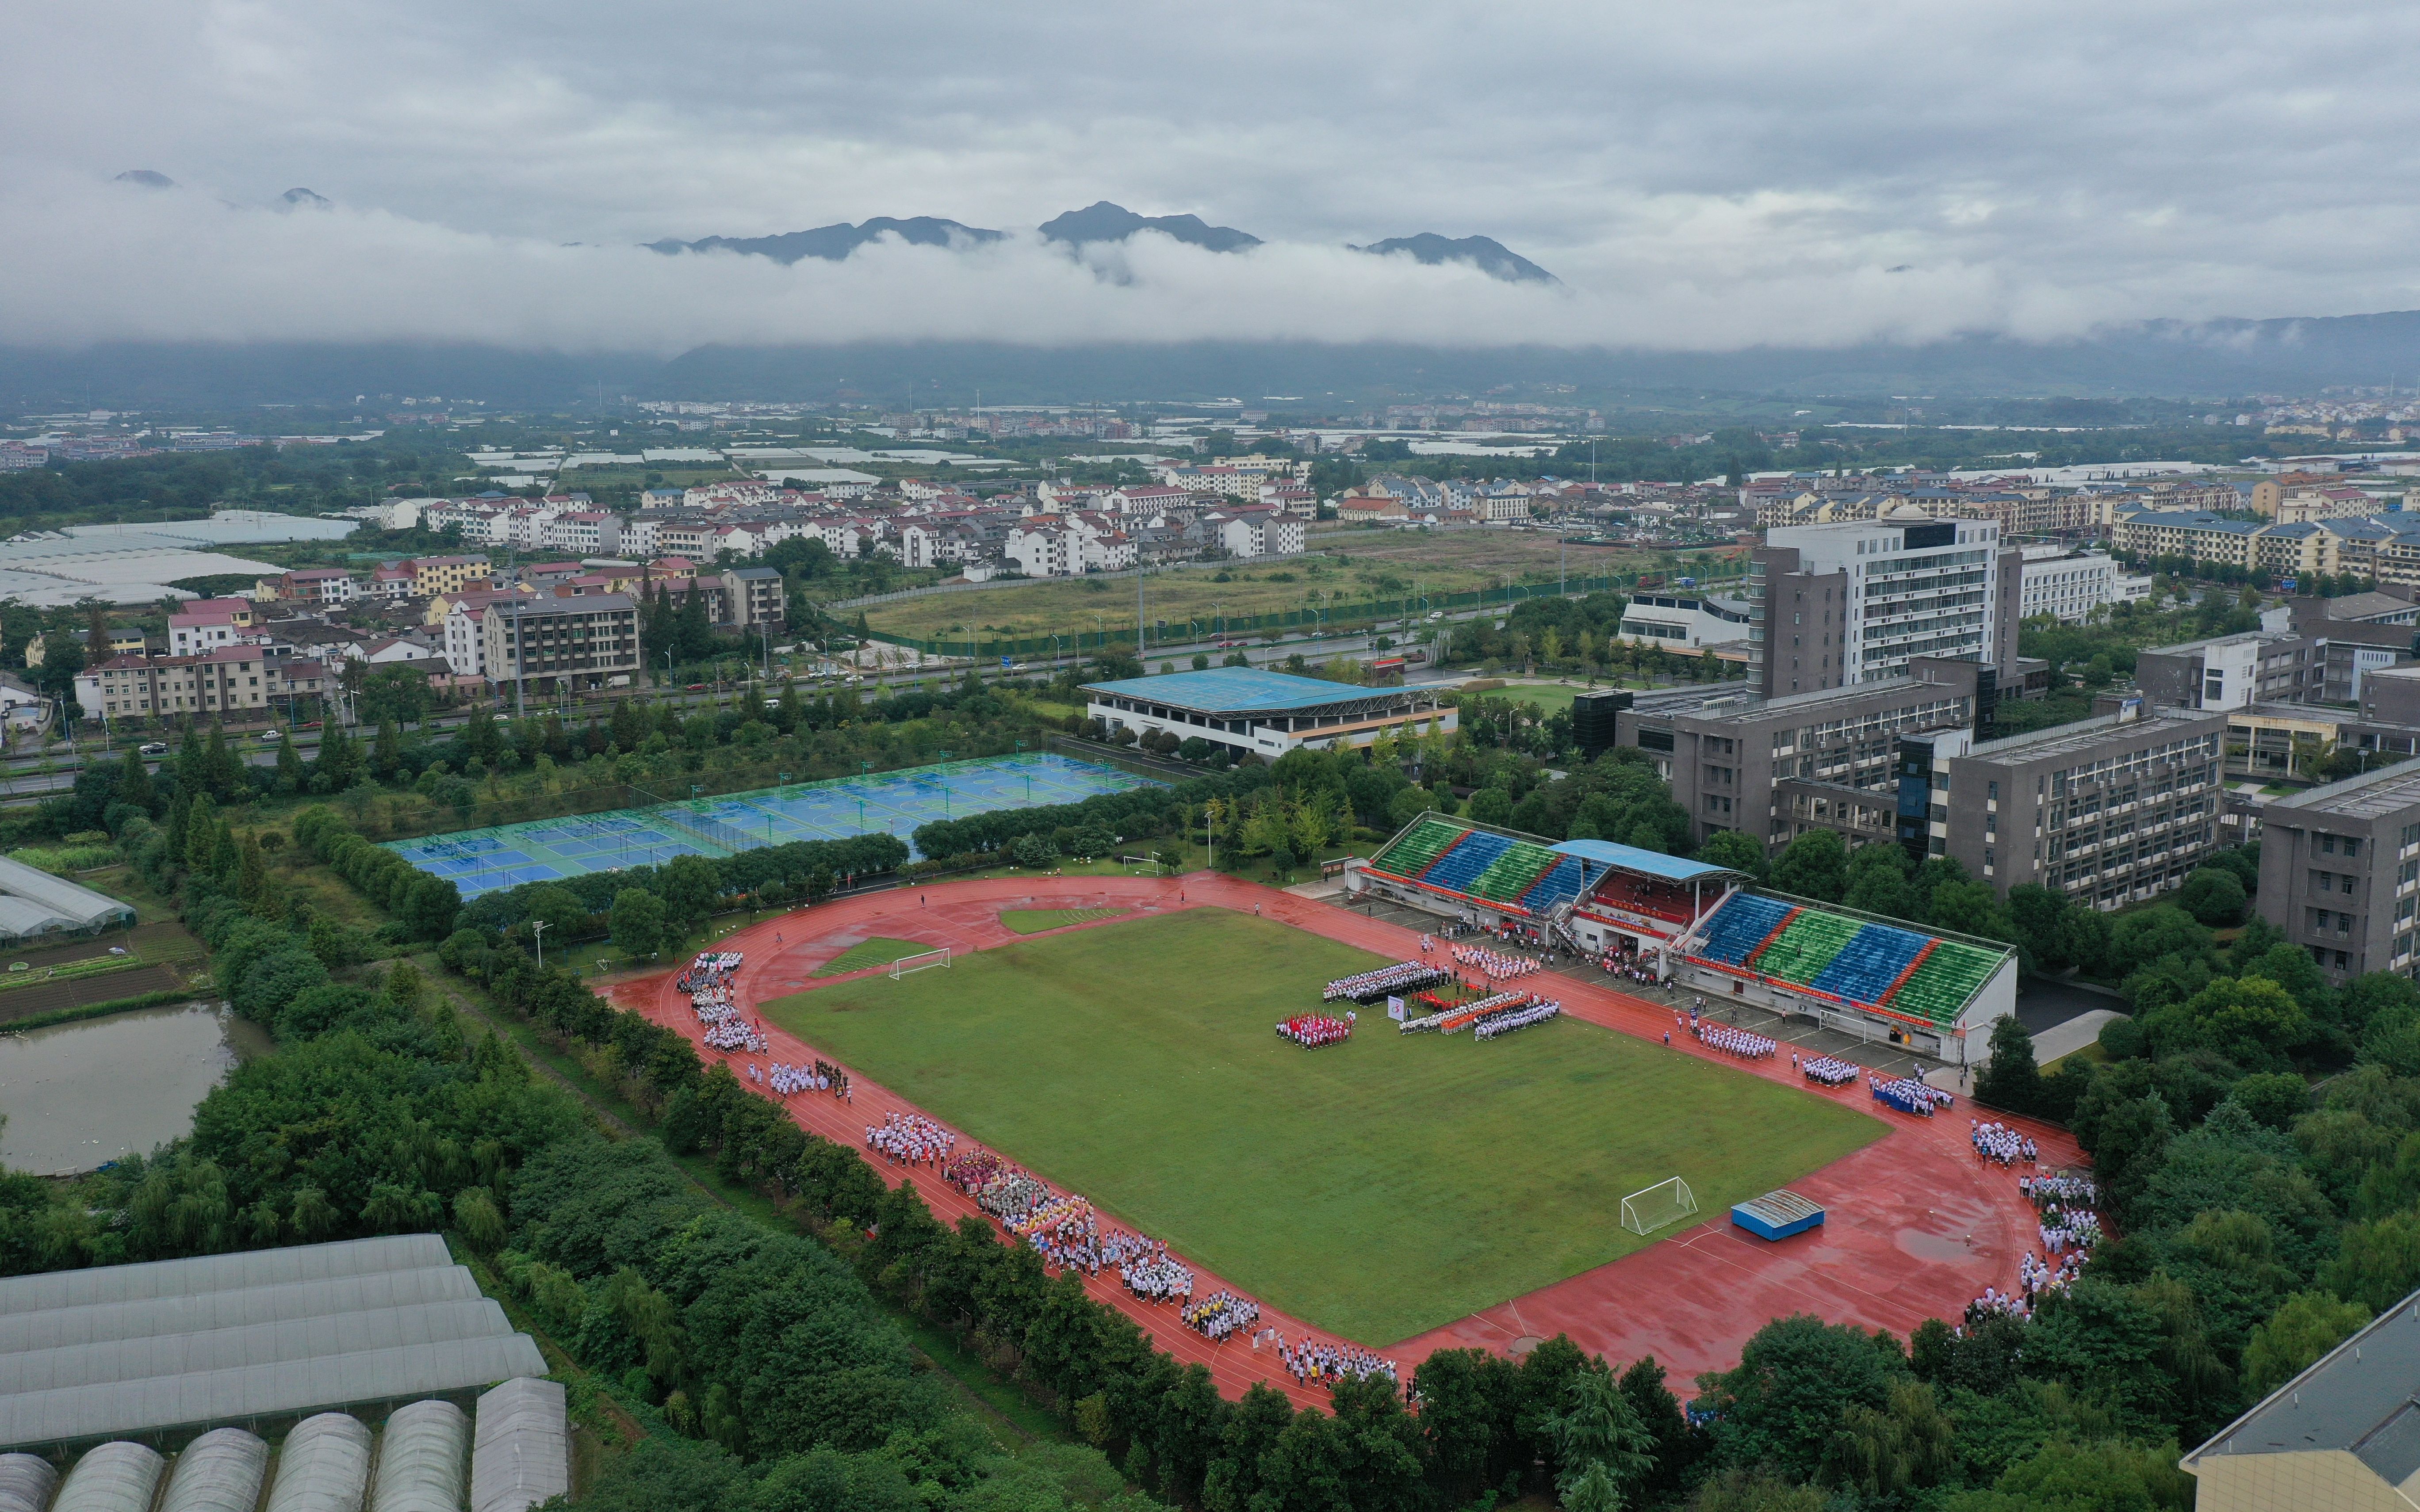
left=889, top=947, right=953, bottom=979
left=1620, top=1178, right=1699, bottom=1236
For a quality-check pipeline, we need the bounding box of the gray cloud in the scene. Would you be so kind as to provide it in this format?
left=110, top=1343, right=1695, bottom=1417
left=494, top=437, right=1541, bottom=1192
left=5, top=0, right=2419, bottom=352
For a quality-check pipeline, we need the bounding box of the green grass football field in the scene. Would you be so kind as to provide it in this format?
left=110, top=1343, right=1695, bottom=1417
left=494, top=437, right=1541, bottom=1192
left=812, top=938, right=930, bottom=977
left=763, top=911, right=1883, bottom=1345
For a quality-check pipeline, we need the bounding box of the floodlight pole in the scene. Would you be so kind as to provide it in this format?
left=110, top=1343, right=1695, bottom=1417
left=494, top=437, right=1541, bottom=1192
left=532, top=918, right=547, bottom=970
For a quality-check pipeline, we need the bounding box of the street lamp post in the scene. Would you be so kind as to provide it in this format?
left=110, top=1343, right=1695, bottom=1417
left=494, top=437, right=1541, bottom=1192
left=532, top=918, right=547, bottom=970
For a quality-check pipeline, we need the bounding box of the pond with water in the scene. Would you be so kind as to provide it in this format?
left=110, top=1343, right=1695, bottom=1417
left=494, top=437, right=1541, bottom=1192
left=0, top=1003, right=272, bottom=1175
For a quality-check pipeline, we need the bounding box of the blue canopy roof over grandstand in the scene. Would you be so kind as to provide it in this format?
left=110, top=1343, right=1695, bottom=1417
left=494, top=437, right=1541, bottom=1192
left=1081, top=665, right=1401, bottom=715
left=1550, top=839, right=1739, bottom=884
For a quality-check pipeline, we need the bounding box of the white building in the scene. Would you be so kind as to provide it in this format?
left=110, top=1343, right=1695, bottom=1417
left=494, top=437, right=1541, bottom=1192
left=1616, top=592, right=1753, bottom=649
left=1218, top=511, right=1306, bottom=559
left=2016, top=544, right=2119, bottom=624
left=1754, top=517, right=2017, bottom=698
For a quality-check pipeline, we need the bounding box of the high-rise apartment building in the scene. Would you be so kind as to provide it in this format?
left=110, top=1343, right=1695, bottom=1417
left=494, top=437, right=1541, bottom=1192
left=1748, top=519, right=2020, bottom=700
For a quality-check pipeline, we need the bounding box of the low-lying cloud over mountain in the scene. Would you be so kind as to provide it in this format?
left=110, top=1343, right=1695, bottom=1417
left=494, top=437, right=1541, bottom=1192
left=1038, top=202, right=1262, bottom=252
left=1352, top=234, right=1556, bottom=284
left=649, top=216, right=1003, bottom=264
left=8, top=0, right=2420, bottom=363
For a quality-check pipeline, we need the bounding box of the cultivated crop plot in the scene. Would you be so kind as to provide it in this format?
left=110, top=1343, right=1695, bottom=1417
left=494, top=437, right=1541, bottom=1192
left=764, top=909, right=1880, bottom=1344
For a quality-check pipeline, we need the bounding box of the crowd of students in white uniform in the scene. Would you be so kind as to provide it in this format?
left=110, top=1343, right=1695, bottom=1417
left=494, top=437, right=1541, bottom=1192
left=1323, top=961, right=1447, bottom=1003
left=766, top=1059, right=850, bottom=1100
left=1972, top=1120, right=2037, bottom=1165
left=2020, top=1174, right=2096, bottom=1207
left=1473, top=997, right=1562, bottom=1041
left=1268, top=1335, right=1399, bottom=1388
left=867, top=1112, right=954, bottom=1165
left=1874, top=1075, right=1952, bottom=1115
left=1958, top=1138, right=2106, bottom=1331
left=1798, top=1054, right=1860, bottom=1087
left=1183, top=1292, right=1259, bottom=1340
left=1685, top=1015, right=1777, bottom=1060
left=1451, top=943, right=1539, bottom=980
left=1279, top=1012, right=1356, bottom=1048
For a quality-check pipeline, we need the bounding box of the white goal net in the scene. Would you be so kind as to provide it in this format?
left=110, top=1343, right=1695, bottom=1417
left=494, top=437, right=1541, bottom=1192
left=889, top=947, right=953, bottom=979
left=1620, top=1178, right=1698, bottom=1236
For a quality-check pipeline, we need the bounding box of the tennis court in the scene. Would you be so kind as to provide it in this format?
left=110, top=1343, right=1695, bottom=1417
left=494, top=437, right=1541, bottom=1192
left=388, top=752, right=1160, bottom=899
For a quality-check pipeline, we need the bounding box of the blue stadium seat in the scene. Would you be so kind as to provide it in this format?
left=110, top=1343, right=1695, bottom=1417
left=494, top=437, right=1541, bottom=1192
left=1695, top=894, right=1793, bottom=966
left=1808, top=924, right=1931, bottom=1005
left=1422, top=831, right=1515, bottom=895
left=1517, top=855, right=1590, bottom=912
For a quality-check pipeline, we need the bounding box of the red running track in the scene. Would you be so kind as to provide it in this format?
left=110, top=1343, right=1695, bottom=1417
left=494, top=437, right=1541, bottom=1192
left=605, top=873, right=2081, bottom=1405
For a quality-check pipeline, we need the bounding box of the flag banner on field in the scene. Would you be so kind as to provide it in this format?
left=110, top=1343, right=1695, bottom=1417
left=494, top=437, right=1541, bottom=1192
left=1387, top=996, right=1406, bottom=1021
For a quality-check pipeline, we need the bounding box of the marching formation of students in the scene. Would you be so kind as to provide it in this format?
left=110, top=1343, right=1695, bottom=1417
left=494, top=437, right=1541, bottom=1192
left=1473, top=997, right=1560, bottom=1041
left=2022, top=1173, right=2096, bottom=1207
left=1874, top=1075, right=1950, bottom=1115
left=1451, top=943, right=1539, bottom=980
left=674, top=950, right=744, bottom=994
left=1799, top=1054, right=1859, bottom=1087
left=867, top=1111, right=953, bottom=1165
left=1183, top=1291, right=1259, bottom=1341
left=1279, top=1012, right=1355, bottom=1048
left=1972, top=1120, right=2037, bottom=1165
left=1273, top=1335, right=1398, bottom=1388
left=1123, top=1252, right=1195, bottom=1303
left=1324, top=961, right=1446, bottom=1003
left=1689, top=1017, right=1777, bottom=1059
left=767, top=1058, right=849, bottom=1100
left=1402, top=989, right=1529, bottom=1035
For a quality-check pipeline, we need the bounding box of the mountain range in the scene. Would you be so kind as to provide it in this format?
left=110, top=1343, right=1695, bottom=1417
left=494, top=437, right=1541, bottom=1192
left=647, top=216, right=1003, bottom=263
left=646, top=201, right=1555, bottom=281
left=1036, top=201, right=1262, bottom=252
left=1349, top=233, right=1557, bottom=284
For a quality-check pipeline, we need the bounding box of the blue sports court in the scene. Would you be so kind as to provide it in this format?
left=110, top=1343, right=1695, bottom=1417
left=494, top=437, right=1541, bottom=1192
left=387, top=751, right=1161, bottom=900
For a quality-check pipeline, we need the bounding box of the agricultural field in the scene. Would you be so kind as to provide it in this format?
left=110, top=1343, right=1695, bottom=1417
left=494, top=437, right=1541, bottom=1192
left=858, top=527, right=1744, bottom=645
left=763, top=910, right=1880, bottom=1344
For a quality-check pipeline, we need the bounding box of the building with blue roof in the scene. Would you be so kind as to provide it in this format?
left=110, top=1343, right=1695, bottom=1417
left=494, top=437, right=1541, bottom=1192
left=1081, top=665, right=1455, bottom=758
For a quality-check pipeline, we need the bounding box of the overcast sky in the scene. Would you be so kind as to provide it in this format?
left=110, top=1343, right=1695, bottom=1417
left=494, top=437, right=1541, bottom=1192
left=6, top=0, right=2418, bottom=353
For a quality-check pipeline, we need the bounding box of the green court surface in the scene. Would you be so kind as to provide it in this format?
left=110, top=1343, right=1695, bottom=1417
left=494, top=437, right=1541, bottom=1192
left=764, top=911, right=1882, bottom=1345
left=813, top=938, right=932, bottom=977
left=999, top=907, right=1123, bottom=934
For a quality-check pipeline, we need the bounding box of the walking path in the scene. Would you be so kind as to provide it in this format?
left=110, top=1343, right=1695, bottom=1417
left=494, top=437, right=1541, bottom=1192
left=606, top=873, right=2079, bottom=1404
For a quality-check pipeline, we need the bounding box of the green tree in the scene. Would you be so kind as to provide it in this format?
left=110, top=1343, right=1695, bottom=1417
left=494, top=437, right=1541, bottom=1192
left=1770, top=830, right=1847, bottom=903
left=659, top=854, right=721, bottom=938
left=1700, top=1314, right=1903, bottom=1481
left=1842, top=843, right=1915, bottom=917
left=611, top=888, right=667, bottom=959
left=2178, top=867, right=2249, bottom=927
left=371, top=718, right=404, bottom=783
left=1467, top=787, right=1516, bottom=826
left=1546, top=1363, right=1655, bottom=1497
left=1695, top=830, right=1769, bottom=883
left=2323, top=1210, right=2420, bottom=1311
left=1973, top=1016, right=2042, bottom=1116
left=2243, top=1291, right=2372, bottom=1395
left=273, top=732, right=306, bottom=794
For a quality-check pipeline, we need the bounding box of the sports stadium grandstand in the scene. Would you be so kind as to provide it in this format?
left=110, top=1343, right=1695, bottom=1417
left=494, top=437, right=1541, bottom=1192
left=1675, top=891, right=2016, bottom=1063
left=1351, top=813, right=2015, bottom=1065
left=1349, top=815, right=1741, bottom=957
